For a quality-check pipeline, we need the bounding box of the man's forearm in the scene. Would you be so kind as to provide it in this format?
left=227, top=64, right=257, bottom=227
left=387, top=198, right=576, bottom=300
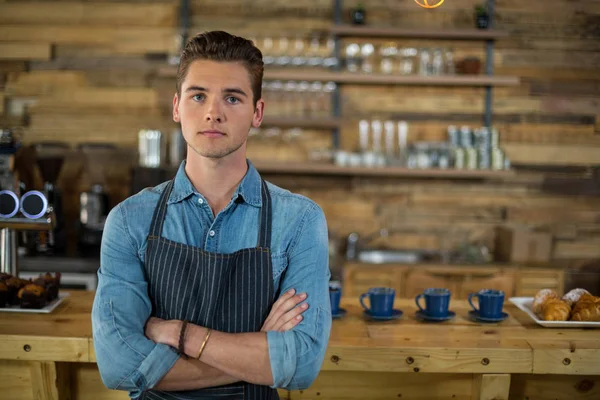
left=153, top=356, right=240, bottom=391
left=182, top=324, right=274, bottom=386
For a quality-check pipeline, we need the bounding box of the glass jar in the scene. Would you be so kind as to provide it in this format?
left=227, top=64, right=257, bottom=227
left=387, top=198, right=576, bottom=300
left=418, top=48, right=431, bottom=76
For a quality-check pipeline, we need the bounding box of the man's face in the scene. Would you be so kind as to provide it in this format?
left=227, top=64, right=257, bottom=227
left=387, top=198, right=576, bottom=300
left=173, top=60, right=264, bottom=160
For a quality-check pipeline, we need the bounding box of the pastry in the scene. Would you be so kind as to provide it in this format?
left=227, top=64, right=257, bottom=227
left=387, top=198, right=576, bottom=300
left=18, top=284, right=47, bottom=309
left=33, top=272, right=61, bottom=301
left=0, top=272, right=11, bottom=282
left=571, top=301, right=600, bottom=322
left=533, top=289, right=559, bottom=315
left=0, top=281, right=8, bottom=308
left=4, top=277, right=28, bottom=306
left=577, top=293, right=599, bottom=304
left=562, top=288, right=590, bottom=307
left=542, top=298, right=571, bottom=321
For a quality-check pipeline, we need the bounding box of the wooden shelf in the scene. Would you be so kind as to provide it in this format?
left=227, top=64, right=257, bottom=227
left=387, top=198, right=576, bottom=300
left=329, top=25, right=509, bottom=40
left=253, top=162, right=515, bottom=180
left=264, top=70, right=520, bottom=86
left=261, top=116, right=341, bottom=129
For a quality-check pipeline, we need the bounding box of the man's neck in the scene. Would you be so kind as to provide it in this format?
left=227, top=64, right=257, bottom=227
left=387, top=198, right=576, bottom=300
left=184, top=151, right=248, bottom=217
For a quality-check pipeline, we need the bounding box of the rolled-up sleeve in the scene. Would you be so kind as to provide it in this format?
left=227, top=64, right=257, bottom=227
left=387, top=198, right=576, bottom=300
left=92, top=203, right=179, bottom=397
left=267, top=203, right=332, bottom=390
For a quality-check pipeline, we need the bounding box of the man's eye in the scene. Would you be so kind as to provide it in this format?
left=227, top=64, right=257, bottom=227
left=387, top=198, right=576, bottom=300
left=192, top=94, right=204, bottom=101
left=226, top=97, right=240, bottom=104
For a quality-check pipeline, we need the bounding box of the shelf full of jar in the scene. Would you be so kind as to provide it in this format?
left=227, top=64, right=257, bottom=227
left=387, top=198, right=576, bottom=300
left=159, top=35, right=519, bottom=87
left=251, top=119, right=514, bottom=179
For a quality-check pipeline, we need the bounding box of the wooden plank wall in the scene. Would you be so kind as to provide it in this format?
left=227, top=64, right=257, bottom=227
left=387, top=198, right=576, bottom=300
left=0, top=0, right=599, bottom=287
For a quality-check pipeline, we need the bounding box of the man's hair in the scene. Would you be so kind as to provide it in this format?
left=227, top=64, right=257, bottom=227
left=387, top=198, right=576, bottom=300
left=176, top=31, right=264, bottom=106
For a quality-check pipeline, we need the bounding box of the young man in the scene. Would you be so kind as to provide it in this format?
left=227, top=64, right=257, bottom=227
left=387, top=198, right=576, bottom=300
left=91, top=31, right=331, bottom=399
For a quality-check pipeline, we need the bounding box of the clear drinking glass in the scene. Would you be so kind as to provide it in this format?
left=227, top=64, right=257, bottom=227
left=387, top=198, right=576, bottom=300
left=345, top=43, right=361, bottom=72
left=432, top=48, right=444, bottom=76
left=379, top=42, right=397, bottom=74
left=297, top=81, right=311, bottom=116
left=310, top=81, right=324, bottom=117
left=291, top=36, right=306, bottom=67
left=400, top=47, right=417, bottom=75
left=444, top=48, right=455, bottom=75
left=275, top=37, right=291, bottom=67
left=418, top=48, right=431, bottom=76
left=261, top=37, right=275, bottom=66
left=307, top=35, right=322, bottom=67
left=361, top=43, right=376, bottom=74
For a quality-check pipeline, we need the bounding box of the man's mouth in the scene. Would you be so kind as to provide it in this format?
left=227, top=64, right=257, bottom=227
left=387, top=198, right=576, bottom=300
left=200, top=130, right=225, bottom=138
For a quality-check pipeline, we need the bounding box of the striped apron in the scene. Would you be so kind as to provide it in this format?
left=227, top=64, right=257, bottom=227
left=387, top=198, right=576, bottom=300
left=140, top=178, right=279, bottom=400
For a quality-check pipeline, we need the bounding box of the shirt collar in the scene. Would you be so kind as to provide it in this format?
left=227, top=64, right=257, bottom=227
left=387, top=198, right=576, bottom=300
left=167, top=159, right=262, bottom=208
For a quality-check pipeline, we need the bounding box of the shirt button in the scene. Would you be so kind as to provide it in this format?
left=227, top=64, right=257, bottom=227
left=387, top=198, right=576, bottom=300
left=209, top=230, right=215, bottom=237
left=198, top=198, right=204, bottom=204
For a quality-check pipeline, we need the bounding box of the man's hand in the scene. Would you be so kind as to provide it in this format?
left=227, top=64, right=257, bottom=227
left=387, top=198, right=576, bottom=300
left=145, top=317, right=180, bottom=348
left=261, top=288, right=308, bottom=332
left=145, top=288, right=308, bottom=347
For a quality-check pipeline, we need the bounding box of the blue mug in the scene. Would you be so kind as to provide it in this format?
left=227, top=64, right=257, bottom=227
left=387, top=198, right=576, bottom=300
left=329, top=287, right=341, bottom=315
left=360, top=287, right=395, bottom=317
left=415, top=288, right=451, bottom=318
left=468, top=289, right=505, bottom=319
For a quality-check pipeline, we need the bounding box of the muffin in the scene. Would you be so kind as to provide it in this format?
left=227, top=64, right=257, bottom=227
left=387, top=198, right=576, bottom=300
left=34, top=272, right=61, bottom=302
left=0, top=281, right=8, bottom=308
left=0, top=272, right=11, bottom=282
left=4, top=277, right=28, bottom=306
left=18, top=284, right=47, bottom=309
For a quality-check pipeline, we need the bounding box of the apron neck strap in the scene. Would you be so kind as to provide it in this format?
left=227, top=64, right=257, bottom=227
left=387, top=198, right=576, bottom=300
left=257, top=179, right=272, bottom=248
left=148, top=179, right=174, bottom=238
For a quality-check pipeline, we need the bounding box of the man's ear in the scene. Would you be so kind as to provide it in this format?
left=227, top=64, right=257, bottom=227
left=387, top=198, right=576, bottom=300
left=251, top=99, right=265, bottom=128
left=173, top=93, right=180, bottom=123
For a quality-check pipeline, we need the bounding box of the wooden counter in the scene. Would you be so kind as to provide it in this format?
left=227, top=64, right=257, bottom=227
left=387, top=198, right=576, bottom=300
left=1, top=291, right=599, bottom=399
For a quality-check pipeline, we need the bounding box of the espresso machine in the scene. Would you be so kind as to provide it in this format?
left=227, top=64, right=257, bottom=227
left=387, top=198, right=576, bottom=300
left=0, top=130, right=55, bottom=277
left=76, top=143, right=114, bottom=258
left=32, top=142, right=68, bottom=255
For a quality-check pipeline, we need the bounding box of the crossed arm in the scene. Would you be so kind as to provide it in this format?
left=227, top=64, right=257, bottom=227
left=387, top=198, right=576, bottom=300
left=145, top=289, right=308, bottom=390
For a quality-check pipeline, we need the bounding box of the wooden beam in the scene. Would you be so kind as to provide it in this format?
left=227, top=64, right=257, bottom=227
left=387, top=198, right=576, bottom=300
left=29, top=361, right=71, bottom=400
left=504, top=143, right=600, bottom=166
left=0, top=42, right=51, bottom=61
left=0, top=26, right=175, bottom=55
left=0, top=2, right=177, bottom=27
left=6, top=71, right=87, bottom=96
left=473, top=374, right=511, bottom=400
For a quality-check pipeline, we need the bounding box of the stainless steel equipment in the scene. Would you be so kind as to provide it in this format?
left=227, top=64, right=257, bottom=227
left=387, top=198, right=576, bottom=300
left=345, top=228, right=428, bottom=265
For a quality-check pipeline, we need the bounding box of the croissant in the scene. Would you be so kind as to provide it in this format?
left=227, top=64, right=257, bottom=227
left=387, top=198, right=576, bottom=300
left=571, top=302, right=600, bottom=322
left=533, top=289, right=559, bottom=315
left=562, top=288, right=590, bottom=307
left=577, top=294, right=600, bottom=304
left=542, top=299, right=571, bottom=321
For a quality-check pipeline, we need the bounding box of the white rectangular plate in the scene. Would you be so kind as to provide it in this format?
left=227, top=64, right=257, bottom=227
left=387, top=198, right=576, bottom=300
left=509, top=297, right=600, bottom=328
left=0, top=292, right=70, bottom=314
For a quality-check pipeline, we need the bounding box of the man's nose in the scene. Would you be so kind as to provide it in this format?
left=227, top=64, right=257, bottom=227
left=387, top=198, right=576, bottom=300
left=205, top=99, right=223, bottom=123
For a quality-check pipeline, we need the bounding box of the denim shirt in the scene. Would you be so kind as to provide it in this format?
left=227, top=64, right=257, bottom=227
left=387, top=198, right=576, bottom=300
left=91, top=160, right=331, bottom=398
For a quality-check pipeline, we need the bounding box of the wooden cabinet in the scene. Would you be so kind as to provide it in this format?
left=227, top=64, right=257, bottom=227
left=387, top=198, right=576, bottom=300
left=343, top=263, right=564, bottom=300
left=343, top=265, right=405, bottom=297
left=458, top=272, right=516, bottom=299
left=515, top=269, right=565, bottom=297
left=403, top=270, right=460, bottom=299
